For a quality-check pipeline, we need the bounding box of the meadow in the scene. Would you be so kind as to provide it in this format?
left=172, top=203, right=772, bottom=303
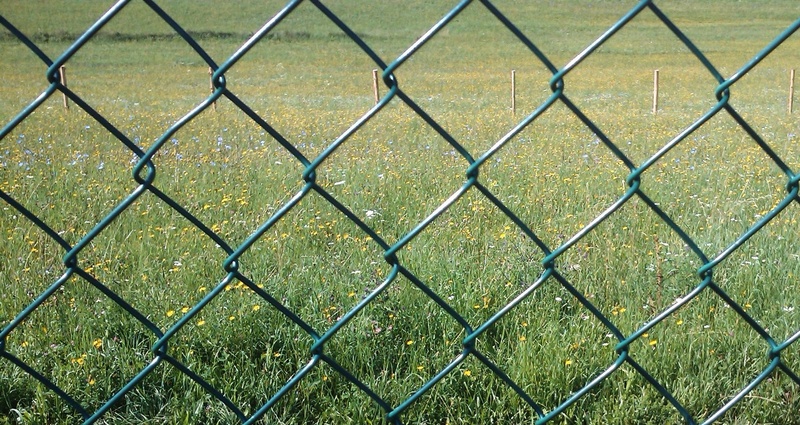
left=2, top=0, right=800, bottom=423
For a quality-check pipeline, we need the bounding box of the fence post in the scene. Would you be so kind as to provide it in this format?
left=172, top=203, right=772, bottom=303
left=209, top=67, right=217, bottom=112
left=373, top=69, right=379, bottom=105
left=60, top=65, right=69, bottom=110
left=511, top=69, right=516, bottom=115
left=789, top=69, right=795, bottom=114
left=652, top=69, right=659, bottom=115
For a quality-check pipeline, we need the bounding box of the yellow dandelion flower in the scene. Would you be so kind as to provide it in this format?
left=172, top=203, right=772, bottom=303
left=463, top=370, right=472, bottom=377
left=565, top=359, right=572, bottom=366
left=166, top=310, right=175, bottom=317
left=92, top=338, right=102, bottom=350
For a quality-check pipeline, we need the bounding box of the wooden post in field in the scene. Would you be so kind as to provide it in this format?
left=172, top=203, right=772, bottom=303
left=511, top=69, right=516, bottom=115
left=652, top=69, right=659, bottom=115
left=59, top=65, right=69, bottom=110
left=209, top=66, right=217, bottom=112
left=789, top=69, right=795, bottom=114
left=373, top=69, right=379, bottom=105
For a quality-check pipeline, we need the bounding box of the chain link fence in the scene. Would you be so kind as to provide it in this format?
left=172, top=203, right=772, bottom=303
left=2, top=0, right=800, bottom=423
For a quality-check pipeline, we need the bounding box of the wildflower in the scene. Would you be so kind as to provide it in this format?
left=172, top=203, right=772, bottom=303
left=166, top=310, right=175, bottom=317
left=463, top=370, right=472, bottom=377
left=565, top=359, right=572, bottom=366
left=71, top=354, right=87, bottom=365
left=252, top=305, right=261, bottom=312
left=92, top=338, right=103, bottom=350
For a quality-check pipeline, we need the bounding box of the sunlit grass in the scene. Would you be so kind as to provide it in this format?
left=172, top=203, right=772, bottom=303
left=2, top=1, right=800, bottom=424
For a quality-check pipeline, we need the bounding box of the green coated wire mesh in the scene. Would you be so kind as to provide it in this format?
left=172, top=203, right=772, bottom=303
left=2, top=0, right=800, bottom=423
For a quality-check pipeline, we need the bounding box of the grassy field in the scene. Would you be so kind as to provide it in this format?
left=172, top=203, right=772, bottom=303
left=2, top=1, right=800, bottom=423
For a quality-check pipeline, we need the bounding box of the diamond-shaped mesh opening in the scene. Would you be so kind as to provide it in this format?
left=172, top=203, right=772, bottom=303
left=235, top=192, right=391, bottom=337
left=396, top=189, right=543, bottom=328
left=391, top=3, right=556, bottom=155
left=222, top=2, right=385, bottom=162
left=479, top=102, right=631, bottom=250
left=630, top=288, right=773, bottom=422
left=59, top=7, right=213, bottom=125
left=146, top=112, right=307, bottom=247
left=728, top=51, right=800, bottom=118
left=642, top=114, right=790, bottom=256
left=709, top=216, right=800, bottom=343
left=3, top=273, right=157, bottom=419
left=563, top=7, right=724, bottom=166
left=72, top=193, right=226, bottom=327
left=316, top=101, right=469, bottom=245
left=556, top=200, right=700, bottom=336
left=159, top=277, right=317, bottom=420
left=718, top=31, right=800, bottom=166
left=0, top=110, right=138, bottom=243
left=489, top=278, right=622, bottom=419
left=320, top=272, right=467, bottom=413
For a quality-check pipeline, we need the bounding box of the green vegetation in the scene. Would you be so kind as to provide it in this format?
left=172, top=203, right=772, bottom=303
left=2, top=1, right=800, bottom=423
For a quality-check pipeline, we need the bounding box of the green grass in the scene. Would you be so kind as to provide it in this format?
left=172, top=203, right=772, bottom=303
left=2, top=1, right=800, bottom=424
